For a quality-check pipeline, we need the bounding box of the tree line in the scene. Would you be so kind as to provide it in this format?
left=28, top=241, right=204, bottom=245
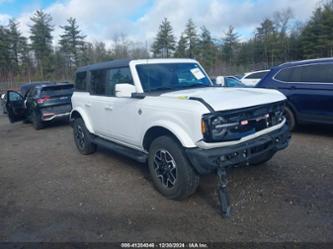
left=0, top=0, right=333, bottom=86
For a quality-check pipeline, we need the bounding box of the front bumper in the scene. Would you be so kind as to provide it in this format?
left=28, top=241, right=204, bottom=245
left=185, top=123, right=290, bottom=175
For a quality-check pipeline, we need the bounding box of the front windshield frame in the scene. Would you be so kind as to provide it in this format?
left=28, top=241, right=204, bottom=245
left=136, top=63, right=213, bottom=93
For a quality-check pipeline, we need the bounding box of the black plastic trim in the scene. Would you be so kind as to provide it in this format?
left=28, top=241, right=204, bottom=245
left=185, top=123, right=290, bottom=175
left=92, top=136, right=148, bottom=163
left=189, top=97, right=215, bottom=113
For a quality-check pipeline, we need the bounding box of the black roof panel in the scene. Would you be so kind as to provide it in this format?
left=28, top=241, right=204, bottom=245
left=76, top=59, right=131, bottom=72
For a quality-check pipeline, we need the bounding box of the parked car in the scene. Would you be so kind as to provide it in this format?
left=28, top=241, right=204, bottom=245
left=1, top=93, right=7, bottom=114
left=256, top=58, right=333, bottom=130
left=240, top=70, right=269, bottom=86
left=214, top=76, right=247, bottom=88
left=70, top=58, right=290, bottom=216
left=5, top=82, right=74, bottom=129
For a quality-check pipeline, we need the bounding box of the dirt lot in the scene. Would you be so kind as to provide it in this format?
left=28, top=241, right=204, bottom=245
left=0, top=112, right=332, bottom=243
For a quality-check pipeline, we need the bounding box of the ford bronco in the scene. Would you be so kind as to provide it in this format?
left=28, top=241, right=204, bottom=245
left=70, top=59, right=290, bottom=216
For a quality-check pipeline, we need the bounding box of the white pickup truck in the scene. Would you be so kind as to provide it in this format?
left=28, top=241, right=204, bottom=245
left=70, top=58, right=290, bottom=216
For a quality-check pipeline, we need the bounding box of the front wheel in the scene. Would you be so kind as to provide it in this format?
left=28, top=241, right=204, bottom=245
left=285, top=106, right=296, bottom=131
left=148, top=136, right=200, bottom=200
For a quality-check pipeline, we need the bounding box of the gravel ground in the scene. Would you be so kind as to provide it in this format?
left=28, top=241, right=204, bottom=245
left=0, top=113, right=332, bottom=242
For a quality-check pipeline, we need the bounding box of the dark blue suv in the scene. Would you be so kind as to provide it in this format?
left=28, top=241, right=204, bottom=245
left=256, top=58, right=333, bottom=130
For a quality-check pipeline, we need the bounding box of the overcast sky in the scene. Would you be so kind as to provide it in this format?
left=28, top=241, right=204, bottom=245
left=0, top=0, right=321, bottom=47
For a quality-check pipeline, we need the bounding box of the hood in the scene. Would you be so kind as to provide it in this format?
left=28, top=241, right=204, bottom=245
left=160, top=87, right=286, bottom=112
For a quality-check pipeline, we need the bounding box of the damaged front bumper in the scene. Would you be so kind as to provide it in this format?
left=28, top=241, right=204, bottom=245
left=186, top=123, right=290, bottom=175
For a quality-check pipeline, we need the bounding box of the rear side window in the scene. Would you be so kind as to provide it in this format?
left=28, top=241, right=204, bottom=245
left=245, top=71, right=267, bottom=79
left=75, top=72, right=87, bottom=91
left=26, top=88, right=38, bottom=98
left=105, top=67, right=133, bottom=96
left=90, top=69, right=107, bottom=95
left=40, top=85, right=74, bottom=97
left=275, top=63, right=333, bottom=83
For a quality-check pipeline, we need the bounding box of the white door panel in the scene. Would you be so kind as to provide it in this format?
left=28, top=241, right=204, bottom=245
left=88, top=95, right=116, bottom=137
left=107, top=98, right=143, bottom=147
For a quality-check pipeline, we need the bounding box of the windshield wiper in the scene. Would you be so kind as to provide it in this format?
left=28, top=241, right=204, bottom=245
left=148, top=87, right=175, bottom=92
left=176, top=84, right=211, bottom=89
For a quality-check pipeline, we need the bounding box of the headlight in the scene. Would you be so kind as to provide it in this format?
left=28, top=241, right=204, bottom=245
left=211, top=116, right=228, bottom=139
left=201, top=115, right=238, bottom=142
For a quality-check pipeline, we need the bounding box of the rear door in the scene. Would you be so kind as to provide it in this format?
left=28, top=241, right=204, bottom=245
left=5, top=91, right=26, bottom=123
left=275, top=62, right=333, bottom=122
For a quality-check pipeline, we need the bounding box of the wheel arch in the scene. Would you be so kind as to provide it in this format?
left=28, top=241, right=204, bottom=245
left=142, top=125, right=195, bottom=151
left=70, top=108, right=94, bottom=134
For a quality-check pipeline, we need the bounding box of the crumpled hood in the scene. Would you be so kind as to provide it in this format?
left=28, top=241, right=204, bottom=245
left=160, top=87, right=286, bottom=111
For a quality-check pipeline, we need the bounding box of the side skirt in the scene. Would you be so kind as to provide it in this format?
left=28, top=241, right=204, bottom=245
left=92, top=136, right=148, bottom=163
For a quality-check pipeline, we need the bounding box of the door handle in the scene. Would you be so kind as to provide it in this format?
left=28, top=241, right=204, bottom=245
left=85, top=103, right=92, bottom=107
left=105, top=105, right=113, bottom=111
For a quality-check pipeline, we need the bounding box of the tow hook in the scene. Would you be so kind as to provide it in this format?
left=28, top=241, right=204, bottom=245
left=217, top=165, right=231, bottom=217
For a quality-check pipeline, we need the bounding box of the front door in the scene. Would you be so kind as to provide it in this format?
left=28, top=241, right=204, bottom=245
left=5, top=91, right=26, bottom=123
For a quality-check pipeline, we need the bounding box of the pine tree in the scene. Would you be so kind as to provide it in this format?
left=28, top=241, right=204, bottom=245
left=197, top=26, right=217, bottom=71
left=8, top=19, right=21, bottom=75
left=59, top=17, right=86, bottom=72
left=29, top=10, right=54, bottom=79
left=301, top=1, right=333, bottom=58
left=255, top=19, right=276, bottom=67
left=184, top=19, right=198, bottom=58
left=152, top=18, right=176, bottom=58
left=18, top=36, right=32, bottom=81
left=0, top=26, right=11, bottom=80
left=174, top=34, right=187, bottom=58
left=222, top=26, right=239, bottom=65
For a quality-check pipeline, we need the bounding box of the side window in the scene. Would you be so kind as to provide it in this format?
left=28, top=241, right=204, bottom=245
left=299, top=63, right=333, bottom=83
left=8, top=92, right=23, bottom=101
left=105, top=67, right=133, bottom=96
left=28, top=88, right=38, bottom=98
left=90, top=69, right=107, bottom=95
left=275, top=68, right=293, bottom=82
left=75, top=71, right=87, bottom=91
left=275, top=63, right=333, bottom=83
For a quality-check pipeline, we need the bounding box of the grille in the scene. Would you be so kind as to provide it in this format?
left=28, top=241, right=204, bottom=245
left=216, top=101, right=285, bottom=141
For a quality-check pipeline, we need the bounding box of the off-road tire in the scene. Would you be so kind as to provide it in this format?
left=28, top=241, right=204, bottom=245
left=73, top=118, right=96, bottom=155
left=32, top=111, right=44, bottom=130
left=285, top=106, right=296, bottom=131
left=148, top=135, right=200, bottom=200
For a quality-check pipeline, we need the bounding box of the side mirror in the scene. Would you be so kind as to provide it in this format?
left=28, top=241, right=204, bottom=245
left=216, top=76, right=225, bottom=87
left=115, top=84, right=136, bottom=98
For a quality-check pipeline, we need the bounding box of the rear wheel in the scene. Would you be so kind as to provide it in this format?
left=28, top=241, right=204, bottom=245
left=285, top=106, right=296, bottom=131
left=73, top=118, right=96, bottom=155
left=148, top=135, right=200, bottom=200
left=32, top=111, right=44, bottom=130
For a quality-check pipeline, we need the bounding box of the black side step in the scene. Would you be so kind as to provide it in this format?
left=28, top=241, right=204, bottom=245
left=92, top=137, right=148, bottom=163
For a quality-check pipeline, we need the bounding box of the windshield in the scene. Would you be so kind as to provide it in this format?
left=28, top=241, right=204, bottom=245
left=136, top=63, right=212, bottom=92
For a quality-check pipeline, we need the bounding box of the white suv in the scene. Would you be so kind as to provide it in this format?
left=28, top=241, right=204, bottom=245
left=70, top=59, right=290, bottom=216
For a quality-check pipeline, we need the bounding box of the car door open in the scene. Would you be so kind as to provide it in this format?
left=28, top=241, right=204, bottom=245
left=6, top=90, right=26, bottom=123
